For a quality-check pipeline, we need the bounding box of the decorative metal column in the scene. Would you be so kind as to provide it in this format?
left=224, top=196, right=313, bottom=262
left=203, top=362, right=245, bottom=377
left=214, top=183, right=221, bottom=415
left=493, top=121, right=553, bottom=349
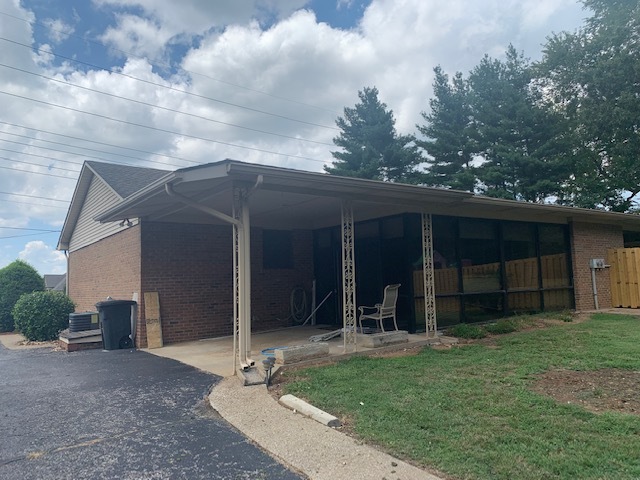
left=232, top=186, right=254, bottom=370
left=341, top=200, right=356, bottom=352
left=421, top=212, right=437, bottom=338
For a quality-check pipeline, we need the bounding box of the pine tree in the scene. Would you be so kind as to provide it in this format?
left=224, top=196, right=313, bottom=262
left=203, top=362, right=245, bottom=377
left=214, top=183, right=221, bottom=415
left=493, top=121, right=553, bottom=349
left=325, top=87, right=422, bottom=183
left=417, top=67, right=476, bottom=191
left=469, top=46, right=569, bottom=202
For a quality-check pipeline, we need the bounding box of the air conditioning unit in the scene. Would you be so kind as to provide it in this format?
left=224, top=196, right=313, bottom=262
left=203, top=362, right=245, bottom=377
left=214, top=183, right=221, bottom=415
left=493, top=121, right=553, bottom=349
left=68, top=312, right=100, bottom=332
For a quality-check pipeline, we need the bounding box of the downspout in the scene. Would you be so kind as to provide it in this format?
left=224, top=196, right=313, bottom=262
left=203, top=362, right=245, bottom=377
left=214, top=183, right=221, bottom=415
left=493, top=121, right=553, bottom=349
left=64, top=250, right=69, bottom=295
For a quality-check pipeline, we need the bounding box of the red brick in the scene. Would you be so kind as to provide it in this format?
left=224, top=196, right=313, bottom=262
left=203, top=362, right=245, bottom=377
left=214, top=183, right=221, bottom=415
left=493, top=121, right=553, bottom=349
left=570, top=222, right=623, bottom=310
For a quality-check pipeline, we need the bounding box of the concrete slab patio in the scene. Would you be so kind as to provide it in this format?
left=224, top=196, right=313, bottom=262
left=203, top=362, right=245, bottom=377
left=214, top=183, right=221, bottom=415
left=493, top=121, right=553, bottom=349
left=142, top=325, right=441, bottom=377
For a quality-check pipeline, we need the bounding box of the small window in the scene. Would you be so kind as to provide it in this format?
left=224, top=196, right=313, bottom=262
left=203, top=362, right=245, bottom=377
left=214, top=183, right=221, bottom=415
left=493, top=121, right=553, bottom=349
left=263, top=230, right=293, bottom=269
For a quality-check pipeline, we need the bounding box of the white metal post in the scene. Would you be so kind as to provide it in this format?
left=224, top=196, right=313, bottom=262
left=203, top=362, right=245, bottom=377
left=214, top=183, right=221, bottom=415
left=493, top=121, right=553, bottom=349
left=341, top=200, right=356, bottom=352
left=242, top=196, right=253, bottom=364
left=422, top=212, right=437, bottom=338
left=233, top=186, right=254, bottom=370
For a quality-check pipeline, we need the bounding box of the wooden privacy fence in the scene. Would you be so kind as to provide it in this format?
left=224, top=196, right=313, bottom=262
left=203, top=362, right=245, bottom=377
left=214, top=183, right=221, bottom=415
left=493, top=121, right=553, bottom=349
left=609, top=248, right=640, bottom=308
left=414, top=254, right=570, bottom=312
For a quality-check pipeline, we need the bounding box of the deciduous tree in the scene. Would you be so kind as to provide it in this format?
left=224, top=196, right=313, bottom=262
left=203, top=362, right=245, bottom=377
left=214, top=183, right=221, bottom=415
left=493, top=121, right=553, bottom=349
left=538, top=0, right=640, bottom=211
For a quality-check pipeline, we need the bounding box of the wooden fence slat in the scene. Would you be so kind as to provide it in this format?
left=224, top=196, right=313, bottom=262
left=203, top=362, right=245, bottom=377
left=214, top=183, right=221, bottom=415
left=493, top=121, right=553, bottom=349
left=608, top=247, right=640, bottom=308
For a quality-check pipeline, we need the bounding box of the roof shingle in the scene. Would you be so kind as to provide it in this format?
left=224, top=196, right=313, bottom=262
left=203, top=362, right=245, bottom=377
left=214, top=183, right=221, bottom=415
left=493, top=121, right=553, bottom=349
left=86, top=161, right=169, bottom=199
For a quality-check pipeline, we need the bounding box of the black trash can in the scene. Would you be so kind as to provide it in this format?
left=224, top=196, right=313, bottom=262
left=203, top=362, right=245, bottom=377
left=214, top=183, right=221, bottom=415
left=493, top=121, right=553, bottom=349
left=96, top=300, right=136, bottom=350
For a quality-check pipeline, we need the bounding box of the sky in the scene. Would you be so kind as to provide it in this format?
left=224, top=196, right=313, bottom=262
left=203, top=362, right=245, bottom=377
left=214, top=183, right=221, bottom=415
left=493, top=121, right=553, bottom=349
left=0, top=0, right=588, bottom=275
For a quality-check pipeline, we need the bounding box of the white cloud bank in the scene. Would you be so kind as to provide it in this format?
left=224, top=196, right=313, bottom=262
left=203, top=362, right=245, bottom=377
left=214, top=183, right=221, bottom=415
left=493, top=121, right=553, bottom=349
left=19, top=241, right=66, bottom=274
left=0, top=0, right=587, bottom=272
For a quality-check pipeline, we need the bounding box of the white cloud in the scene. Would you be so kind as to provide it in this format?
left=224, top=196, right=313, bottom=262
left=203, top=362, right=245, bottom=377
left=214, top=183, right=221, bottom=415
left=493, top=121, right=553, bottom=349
left=19, top=241, right=66, bottom=274
left=42, top=18, right=75, bottom=44
left=0, top=0, right=587, bottom=270
left=94, top=0, right=309, bottom=59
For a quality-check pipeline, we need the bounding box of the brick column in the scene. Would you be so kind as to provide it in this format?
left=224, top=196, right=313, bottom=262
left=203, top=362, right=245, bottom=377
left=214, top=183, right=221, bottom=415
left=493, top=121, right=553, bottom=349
left=570, top=222, right=623, bottom=310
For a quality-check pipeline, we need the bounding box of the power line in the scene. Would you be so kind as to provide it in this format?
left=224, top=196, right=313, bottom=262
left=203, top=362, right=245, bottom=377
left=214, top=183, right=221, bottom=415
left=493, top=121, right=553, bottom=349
left=0, top=38, right=340, bottom=131
left=0, top=231, right=60, bottom=239
left=0, top=137, right=183, bottom=170
left=0, top=226, right=60, bottom=232
left=0, top=155, right=80, bottom=173
left=0, top=10, right=341, bottom=116
left=0, top=163, right=77, bottom=179
left=0, top=121, right=201, bottom=166
left=0, top=63, right=335, bottom=147
left=0, top=198, right=68, bottom=209
left=0, top=144, right=97, bottom=167
left=0, top=191, right=69, bottom=203
left=0, top=89, right=329, bottom=164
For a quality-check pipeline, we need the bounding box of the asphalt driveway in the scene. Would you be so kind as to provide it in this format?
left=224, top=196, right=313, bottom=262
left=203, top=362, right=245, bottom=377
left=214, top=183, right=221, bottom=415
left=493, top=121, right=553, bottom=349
left=0, top=343, right=303, bottom=479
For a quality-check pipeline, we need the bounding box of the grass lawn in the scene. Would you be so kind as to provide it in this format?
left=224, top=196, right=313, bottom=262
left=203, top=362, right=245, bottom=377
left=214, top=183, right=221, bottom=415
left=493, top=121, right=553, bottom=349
left=281, top=314, right=640, bottom=479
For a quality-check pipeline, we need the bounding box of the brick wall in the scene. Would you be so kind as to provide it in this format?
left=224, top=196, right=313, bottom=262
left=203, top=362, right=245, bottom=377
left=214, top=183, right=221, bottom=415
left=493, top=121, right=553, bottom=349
left=570, top=222, right=623, bottom=310
left=68, top=225, right=141, bottom=314
left=250, top=229, right=314, bottom=331
left=139, top=222, right=314, bottom=346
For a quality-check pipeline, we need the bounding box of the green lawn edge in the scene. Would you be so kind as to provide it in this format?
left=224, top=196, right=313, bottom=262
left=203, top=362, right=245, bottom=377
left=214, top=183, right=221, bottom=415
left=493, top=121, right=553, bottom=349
left=282, top=313, right=640, bottom=480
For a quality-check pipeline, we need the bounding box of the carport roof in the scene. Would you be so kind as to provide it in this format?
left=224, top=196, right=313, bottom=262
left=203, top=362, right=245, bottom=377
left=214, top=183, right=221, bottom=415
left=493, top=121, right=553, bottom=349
left=93, top=159, right=640, bottom=231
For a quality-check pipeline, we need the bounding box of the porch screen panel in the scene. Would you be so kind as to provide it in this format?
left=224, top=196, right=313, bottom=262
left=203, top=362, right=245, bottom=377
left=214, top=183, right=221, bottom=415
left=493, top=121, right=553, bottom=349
left=463, top=293, right=504, bottom=322
left=539, top=224, right=571, bottom=288
left=503, top=222, right=538, bottom=290
left=543, top=289, right=573, bottom=310
left=459, top=219, right=501, bottom=293
left=504, top=222, right=540, bottom=312
left=432, top=216, right=459, bottom=294
left=540, top=224, right=572, bottom=310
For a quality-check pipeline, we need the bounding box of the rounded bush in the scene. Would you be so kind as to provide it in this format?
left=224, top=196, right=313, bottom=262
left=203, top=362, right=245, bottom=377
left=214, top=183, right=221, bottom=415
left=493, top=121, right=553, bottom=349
left=0, top=260, right=45, bottom=332
left=13, top=291, right=75, bottom=341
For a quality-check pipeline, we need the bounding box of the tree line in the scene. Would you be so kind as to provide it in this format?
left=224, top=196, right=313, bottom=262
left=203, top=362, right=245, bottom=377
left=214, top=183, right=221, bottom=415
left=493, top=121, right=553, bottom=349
left=325, top=0, right=640, bottom=212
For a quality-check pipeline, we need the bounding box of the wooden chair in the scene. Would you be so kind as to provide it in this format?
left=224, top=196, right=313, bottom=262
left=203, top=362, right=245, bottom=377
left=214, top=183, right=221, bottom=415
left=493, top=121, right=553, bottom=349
left=358, top=284, right=401, bottom=332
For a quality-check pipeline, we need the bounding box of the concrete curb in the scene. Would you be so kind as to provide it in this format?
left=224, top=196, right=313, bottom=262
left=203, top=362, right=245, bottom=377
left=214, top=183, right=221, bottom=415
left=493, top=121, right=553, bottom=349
left=209, top=376, right=443, bottom=480
left=279, top=394, right=341, bottom=427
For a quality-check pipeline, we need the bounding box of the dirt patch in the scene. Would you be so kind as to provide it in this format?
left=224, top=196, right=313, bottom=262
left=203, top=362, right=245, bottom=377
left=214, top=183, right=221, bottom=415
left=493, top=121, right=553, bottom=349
left=532, top=368, right=640, bottom=415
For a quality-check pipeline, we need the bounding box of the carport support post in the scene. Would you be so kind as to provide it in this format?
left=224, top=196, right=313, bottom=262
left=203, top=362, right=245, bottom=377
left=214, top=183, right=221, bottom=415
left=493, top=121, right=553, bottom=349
left=341, top=200, right=357, bottom=352
left=233, top=187, right=254, bottom=370
left=422, top=213, right=437, bottom=338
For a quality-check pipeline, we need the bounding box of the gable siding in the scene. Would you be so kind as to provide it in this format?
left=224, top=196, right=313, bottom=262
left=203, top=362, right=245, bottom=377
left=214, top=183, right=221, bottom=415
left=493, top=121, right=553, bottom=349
left=69, top=175, right=136, bottom=252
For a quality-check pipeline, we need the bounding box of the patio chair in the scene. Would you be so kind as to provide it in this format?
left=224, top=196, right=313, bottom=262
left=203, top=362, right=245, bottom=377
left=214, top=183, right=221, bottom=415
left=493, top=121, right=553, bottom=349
left=358, top=284, right=401, bottom=333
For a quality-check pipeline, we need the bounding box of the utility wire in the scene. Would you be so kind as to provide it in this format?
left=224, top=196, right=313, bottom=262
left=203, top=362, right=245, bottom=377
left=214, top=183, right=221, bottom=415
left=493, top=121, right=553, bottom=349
left=0, top=226, right=60, bottom=232
left=1, top=38, right=340, bottom=131
left=0, top=138, right=181, bottom=170
left=0, top=163, right=77, bottom=179
left=0, top=155, right=80, bottom=173
left=0, top=10, right=341, bottom=116
left=0, top=198, right=68, bottom=209
left=0, top=190, right=69, bottom=203
left=0, top=121, right=201, bottom=166
left=0, top=232, right=60, bottom=239
left=0, top=89, right=328, bottom=164
left=0, top=64, right=334, bottom=147
left=0, top=144, right=98, bottom=168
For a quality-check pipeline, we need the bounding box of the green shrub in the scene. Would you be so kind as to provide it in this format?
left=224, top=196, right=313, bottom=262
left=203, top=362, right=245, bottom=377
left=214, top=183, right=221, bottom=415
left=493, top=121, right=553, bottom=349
left=13, top=291, right=75, bottom=341
left=447, top=323, right=487, bottom=339
left=0, top=260, right=45, bottom=332
left=484, top=318, right=518, bottom=334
